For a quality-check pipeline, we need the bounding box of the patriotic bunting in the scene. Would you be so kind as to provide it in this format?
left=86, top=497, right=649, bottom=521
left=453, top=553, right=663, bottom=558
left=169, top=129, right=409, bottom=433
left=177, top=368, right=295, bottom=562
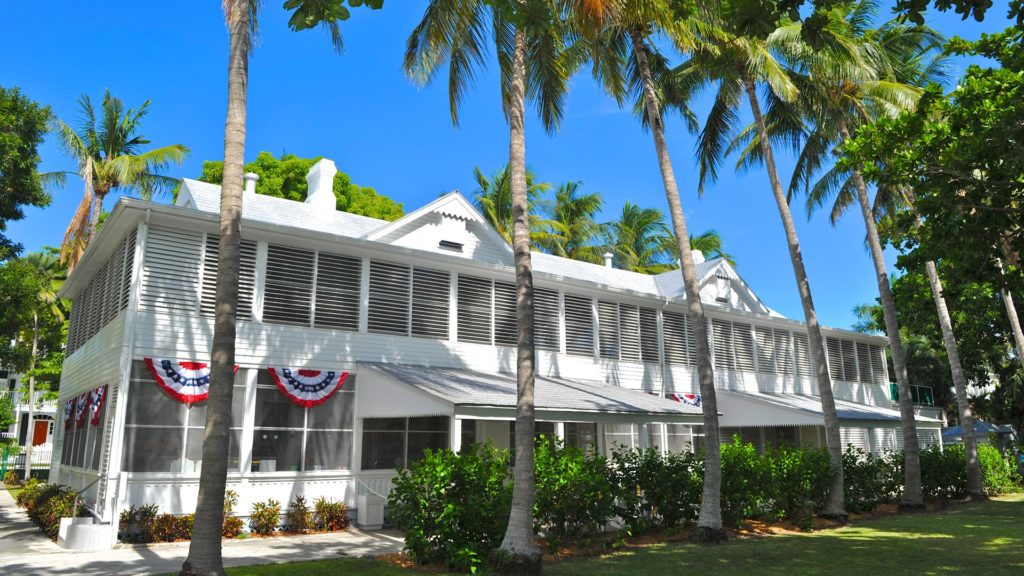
left=74, top=393, right=88, bottom=428
left=145, top=358, right=212, bottom=405
left=89, top=385, right=107, bottom=425
left=669, top=392, right=702, bottom=408
left=63, top=400, right=73, bottom=428
left=268, top=367, right=348, bottom=408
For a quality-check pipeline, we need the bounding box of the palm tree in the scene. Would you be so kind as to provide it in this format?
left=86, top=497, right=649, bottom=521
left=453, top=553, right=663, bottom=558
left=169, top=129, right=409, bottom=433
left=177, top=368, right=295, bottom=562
left=672, top=229, right=735, bottom=265
left=471, top=165, right=552, bottom=243
left=48, top=91, right=188, bottom=270
left=582, top=0, right=726, bottom=540
left=774, top=5, right=945, bottom=506
left=406, top=0, right=582, bottom=569
left=182, top=2, right=374, bottom=574
left=605, top=202, right=675, bottom=273
left=20, top=252, right=65, bottom=480
left=534, top=181, right=606, bottom=264
left=675, top=2, right=853, bottom=518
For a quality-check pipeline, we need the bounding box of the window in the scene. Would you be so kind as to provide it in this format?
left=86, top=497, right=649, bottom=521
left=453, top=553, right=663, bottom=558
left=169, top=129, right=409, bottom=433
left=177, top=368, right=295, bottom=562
left=774, top=329, right=793, bottom=374
left=841, top=339, right=858, bottom=382
left=459, top=419, right=478, bottom=452
left=367, top=261, right=451, bottom=339
left=564, top=294, right=594, bottom=356
left=493, top=281, right=517, bottom=346
left=826, top=337, right=843, bottom=380
left=200, top=234, right=257, bottom=320
left=252, top=370, right=355, bottom=472
left=263, top=244, right=315, bottom=326
left=619, top=305, right=641, bottom=362
left=639, top=307, right=660, bottom=362
left=734, top=323, right=755, bottom=372
left=756, top=326, right=775, bottom=374
left=67, top=230, right=136, bottom=354
left=313, top=253, right=362, bottom=331
left=361, top=416, right=449, bottom=470
left=457, top=275, right=493, bottom=344
left=663, top=311, right=689, bottom=365
left=793, top=333, right=813, bottom=377
left=412, top=268, right=451, bottom=340
left=139, top=226, right=203, bottom=316
left=602, top=424, right=640, bottom=457
left=534, top=288, right=560, bottom=351
left=869, top=345, right=886, bottom=384
left=565, top=423, right=597, bottom=453
left=856, top=342, right=873, bottom=384
left=122, top=361, right=245, bottom=473
left=597, top=301, right=619, bottom=359
left=712, top=319, right=734, bottom=370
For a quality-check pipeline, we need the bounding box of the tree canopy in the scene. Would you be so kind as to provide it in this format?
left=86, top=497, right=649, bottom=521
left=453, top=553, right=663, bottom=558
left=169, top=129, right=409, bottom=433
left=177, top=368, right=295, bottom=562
left=0, top=86, right=51, bottom=261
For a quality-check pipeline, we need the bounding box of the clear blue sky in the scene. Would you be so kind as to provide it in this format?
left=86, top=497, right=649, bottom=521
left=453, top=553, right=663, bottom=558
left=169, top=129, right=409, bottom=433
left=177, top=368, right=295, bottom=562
left=0, top=1, right=1012, bottom=330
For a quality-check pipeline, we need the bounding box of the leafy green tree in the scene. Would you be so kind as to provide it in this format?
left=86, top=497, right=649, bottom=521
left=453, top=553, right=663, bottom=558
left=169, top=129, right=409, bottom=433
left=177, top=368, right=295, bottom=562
left=183, top=2, right=381, bottom=574
left=0, top=87, right=51, bottom=261
left=535, top=181, right=606, bottom=265
left=471, top=165, right=552, bottom=244
left=194, top=151, right=403, bottom=220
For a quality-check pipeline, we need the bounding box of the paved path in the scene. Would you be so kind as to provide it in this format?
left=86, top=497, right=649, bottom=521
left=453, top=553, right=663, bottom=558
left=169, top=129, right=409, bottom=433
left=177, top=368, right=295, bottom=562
left=0, top=487, right=404, bottom=575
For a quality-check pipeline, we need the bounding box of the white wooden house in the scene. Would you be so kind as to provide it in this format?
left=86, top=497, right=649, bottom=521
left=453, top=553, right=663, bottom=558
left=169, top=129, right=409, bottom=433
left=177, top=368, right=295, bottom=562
left=50, top=159, right=942, bottom=541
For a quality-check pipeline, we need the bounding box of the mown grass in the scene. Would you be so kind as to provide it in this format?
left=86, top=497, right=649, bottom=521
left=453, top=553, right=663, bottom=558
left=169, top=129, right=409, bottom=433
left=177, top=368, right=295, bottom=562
left=227, top=493, right=1024, bottom=576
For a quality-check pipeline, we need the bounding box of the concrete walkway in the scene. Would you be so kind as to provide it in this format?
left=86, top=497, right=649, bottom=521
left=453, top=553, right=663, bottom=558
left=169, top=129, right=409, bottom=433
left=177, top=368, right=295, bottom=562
left=0, top=487, right=404, bottom=576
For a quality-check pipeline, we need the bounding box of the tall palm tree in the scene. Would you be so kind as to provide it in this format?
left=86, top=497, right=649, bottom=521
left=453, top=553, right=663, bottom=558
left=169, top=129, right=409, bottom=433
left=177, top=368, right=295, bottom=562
left=48, top=90, right=188, bottom=270
left=582, top=0, right=726, bottom=540
left=471, top=165, right=552, bottom=243
left=20, top=252, right=65, bottom=480
left=671, top=229, right=735, bottom=265
left=535, top=181, right=606, bottom=264
left=605, top=202, right=675, bottom=273
left=182, top=2, right=375, bottom=574
left=675, top=1, right=854, bottom=518
left=773, top=5, right=944, bottom=506
left=406, top=0, right=582, bottom=569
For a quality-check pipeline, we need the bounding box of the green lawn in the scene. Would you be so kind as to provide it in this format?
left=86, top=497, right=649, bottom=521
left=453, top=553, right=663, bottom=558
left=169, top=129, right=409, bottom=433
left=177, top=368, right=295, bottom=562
left=5, top=485, right=21, bottom=500
left=227, top=493, right=1024, bottom=576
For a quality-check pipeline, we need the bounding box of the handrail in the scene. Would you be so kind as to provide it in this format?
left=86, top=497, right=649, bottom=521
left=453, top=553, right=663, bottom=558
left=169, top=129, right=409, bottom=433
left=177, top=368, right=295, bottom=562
left=356, top=478, right=390, bottom=499
left=73, top=476, right=103, bottom=520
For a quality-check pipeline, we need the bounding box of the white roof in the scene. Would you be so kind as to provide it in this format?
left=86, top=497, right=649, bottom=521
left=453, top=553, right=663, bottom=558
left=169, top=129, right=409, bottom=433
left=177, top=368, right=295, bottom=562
left=717, top=390, right=943, bottom=427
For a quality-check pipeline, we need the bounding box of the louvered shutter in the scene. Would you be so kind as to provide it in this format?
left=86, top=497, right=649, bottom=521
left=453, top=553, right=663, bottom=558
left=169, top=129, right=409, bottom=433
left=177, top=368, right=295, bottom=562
left=712, top=319, right=735, bottom=370
left=755, top=326, right=775, bottom=374
left=841, top=339, right=858, bottom=382
left=367, top=260, right=411, bottom=335
left=597, top=301, right=619, bottom=359
left=493, top=281, right=517, bottom=346
left=534, top=288, right=560, bottom=351
left=639, top=307, right=660, bottom=362
left=734, top=322, right=755, bottom=372
left=564, top=294, right=594, bottom=356
left=101, top=257, right=117, bottom=324
left=263, top=244, right=315, bottom=326
left=793, top=332, right=812, bottom=377
left=826, top=337, right=844, bottom=380
left=619, top=304, right=641, bottom=362
left=458, top=275, right=492, bottom=344
left=120, top=229, right=137, bottom=310
left=774, top=329, right=793, bottom=374
left=200, top=235, right=257, bottom=320
left=869, top=345, right=886, bottom=384
left=411, top=268, right=450, bottom=339
left=314, top=253, right=362, bottom=331
left=856, top=342, right=873, bottom=384
left=663, top=311, right=688, bottom=365
left=140, top=226, right=203, bottom=314
left=685, top=313, right=700, bottom=365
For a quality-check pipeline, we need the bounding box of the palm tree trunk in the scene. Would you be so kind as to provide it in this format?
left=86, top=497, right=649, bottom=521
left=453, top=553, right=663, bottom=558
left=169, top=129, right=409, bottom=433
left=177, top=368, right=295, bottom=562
left=630, top=29, right=725, bottom=540
left=495, top=27, right=542, bottom=575
left=23, top=312, right=38, bottom=480
left=899, top=190, right=984, bottom=497
left=841, top=125, right=923, bottom=508
left=88, top=189, right=105, bottom=246
left=181, top=5, right=249, bottom=575
left=996, top=258, right=1024, bottom=372
left=743, top=77, right=847, bottom=518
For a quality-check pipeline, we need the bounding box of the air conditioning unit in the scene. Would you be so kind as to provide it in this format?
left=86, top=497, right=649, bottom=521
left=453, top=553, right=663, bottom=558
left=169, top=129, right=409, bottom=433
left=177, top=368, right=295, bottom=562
left=356, top=494, right=385, bottom=530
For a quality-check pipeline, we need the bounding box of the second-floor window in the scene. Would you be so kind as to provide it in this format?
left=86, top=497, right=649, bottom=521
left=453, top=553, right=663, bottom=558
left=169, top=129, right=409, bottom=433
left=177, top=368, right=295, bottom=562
left=368, top=260, right=450, bottom=339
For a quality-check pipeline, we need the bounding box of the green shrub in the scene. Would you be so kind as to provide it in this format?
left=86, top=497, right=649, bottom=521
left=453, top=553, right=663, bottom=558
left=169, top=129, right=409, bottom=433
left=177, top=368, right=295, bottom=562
left=765, top=446, right=833, bottom=527
left=842, top=445, right=886, bottom=513
left=249, top=499, right=281, bottom=536
left=313, top=497, right=350, bottom=531
left=608, top=447, right=702, bottom=533
left=119, top=504, right=159, bottom=543
left=388, top=443, right=512, bottom=573
left=3, top=470, right=20, bottom=485
left=222, top=489, right=244, bottom=538
left=152, top=513, right=182, bottom=542
left=719, top=438, right=772, bottom=527
left=921, top=444, right=967, bottom=499
left=286, top=495, right=314, bottom=534
left=29, top=484, right=82, bottom=539
left=534, top=437, right=615, bottom=548
left=978, top=444, right=1022, bottom=495
left=15, top=477, right=43, bottom=508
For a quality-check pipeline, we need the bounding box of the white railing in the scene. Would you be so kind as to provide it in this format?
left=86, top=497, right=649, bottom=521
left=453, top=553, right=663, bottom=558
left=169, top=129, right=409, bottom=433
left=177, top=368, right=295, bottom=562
left=0, top=389, right=58, bottom=411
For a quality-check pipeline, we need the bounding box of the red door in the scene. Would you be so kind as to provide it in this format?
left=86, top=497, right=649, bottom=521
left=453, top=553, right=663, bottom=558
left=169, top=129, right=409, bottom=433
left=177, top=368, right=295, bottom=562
left=32, top=420, right=48, bottom=446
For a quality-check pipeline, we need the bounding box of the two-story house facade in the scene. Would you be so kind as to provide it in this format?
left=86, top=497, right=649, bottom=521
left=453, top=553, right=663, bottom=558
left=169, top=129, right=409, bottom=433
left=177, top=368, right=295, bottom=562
left=50, top=159, right=941, bottom=541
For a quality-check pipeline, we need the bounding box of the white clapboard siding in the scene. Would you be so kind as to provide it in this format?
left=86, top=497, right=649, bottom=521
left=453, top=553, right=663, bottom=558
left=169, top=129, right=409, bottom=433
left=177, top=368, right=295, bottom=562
left=564, top=294, right=594, bottom=357
left=493, top=281, right=517, bottom=346
left=313, top=252, right=362, bottom=331
left=734, top=322, right=755, bottom=372
left=140, top=226, right=203, bottom=315
left=411, top=267, right=450, bottom=340
left=639, top=307, right=659, bottom=363
left=457, top=274, right=492, bottom=344
left=597, top=301, right=619, bottom=360
left=200, top=235, right=258, bottom=320
left=59, top=315, right=125, bottom=398
left=367, top=260, right=411, bottom=335
left=534, top=288, right=560, bottom=351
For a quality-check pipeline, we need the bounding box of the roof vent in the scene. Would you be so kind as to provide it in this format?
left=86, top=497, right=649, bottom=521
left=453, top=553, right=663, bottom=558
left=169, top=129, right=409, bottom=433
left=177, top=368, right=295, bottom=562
left=691, top=249, right=705, bottom=265
left=439, top=240, right=464, bottom=252
left=243, top=172, right=259, bottom=196
left=603, top=252, right=614, bottom=268
left=305, top=158, right=338, bottom=213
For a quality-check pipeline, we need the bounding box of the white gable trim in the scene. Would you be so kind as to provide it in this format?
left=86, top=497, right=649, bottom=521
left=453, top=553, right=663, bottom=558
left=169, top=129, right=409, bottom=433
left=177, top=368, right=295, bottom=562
left=364, top=192, right=511, bottom=251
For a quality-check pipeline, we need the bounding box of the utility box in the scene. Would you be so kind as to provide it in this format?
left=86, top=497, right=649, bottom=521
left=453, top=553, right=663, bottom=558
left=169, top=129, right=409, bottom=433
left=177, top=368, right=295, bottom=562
left=356, top=494, right=385, bottom=530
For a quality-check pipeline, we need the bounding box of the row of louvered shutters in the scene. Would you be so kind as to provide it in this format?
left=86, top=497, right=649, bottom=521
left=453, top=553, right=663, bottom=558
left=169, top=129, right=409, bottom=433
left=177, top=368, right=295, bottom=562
left=65, top=230, right=137, bottom=355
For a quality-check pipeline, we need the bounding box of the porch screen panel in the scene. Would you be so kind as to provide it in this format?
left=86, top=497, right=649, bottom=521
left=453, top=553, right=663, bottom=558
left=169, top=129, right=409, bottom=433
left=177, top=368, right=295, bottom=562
left=856, top=342, right=873, bottom=384
left=367, top=260, right=411, bottom=335
left=411, top=268, right=450, bottom=340
left=493, top=281, right=517, bottom=346
left=793, top=333, right=813, bottom=377
left=755, top=326, right=776, bottom=373
left=639, top=307, right=660, bottom=362
left=712, top=319, right=735, bottom=370
left=734, top=322, right=755, bottom=372
left=564, top=294, right=594, bottom=356
left=869, top=345, right=887, bottom=385
left=361, top=416, right=448, bottom=470
left=457, top=275, right=492, bottom=344
left=619, top=304, right=641, bottom=362
left=597, top=301, right=619, bottom=359
left=663, top=310, right=688, bottom=365
left=263, top=244, right=315, bottom=326
left=840, top=339, right=858, bottom=382
left=534, top=288, right=560, bottom=351
left=826, top=337, right=844, bottom=380
left=774, top=329, right=794, bottom=374
left=139, top=226, right=203, bottom=315
left=200, top=235, right=257, bottom=320
left=313, top=253, right=362, bottom=331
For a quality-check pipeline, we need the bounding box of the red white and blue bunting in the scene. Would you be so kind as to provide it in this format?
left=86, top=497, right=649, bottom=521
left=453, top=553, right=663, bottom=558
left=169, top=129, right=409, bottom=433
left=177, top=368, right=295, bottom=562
left=89, top=385, right=107, bottom=426
left=267, top=367, right=348, bottom=408
left=669, top=392, right=702, bottom=408
left=63, top=400, right=73, bottom=428
left=74, top=393, right=89, bottom=428
left=144, top=358, right=213, bottom=405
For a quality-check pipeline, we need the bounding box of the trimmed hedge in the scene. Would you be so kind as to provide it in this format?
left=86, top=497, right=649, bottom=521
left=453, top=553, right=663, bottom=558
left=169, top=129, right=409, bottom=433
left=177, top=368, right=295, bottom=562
left=15, top=480, right=84, bottom=539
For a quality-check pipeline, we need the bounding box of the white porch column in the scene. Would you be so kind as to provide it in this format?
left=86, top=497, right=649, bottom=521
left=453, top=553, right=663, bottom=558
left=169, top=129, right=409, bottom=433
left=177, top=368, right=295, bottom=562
left=450, top=417, right=462, bottom=452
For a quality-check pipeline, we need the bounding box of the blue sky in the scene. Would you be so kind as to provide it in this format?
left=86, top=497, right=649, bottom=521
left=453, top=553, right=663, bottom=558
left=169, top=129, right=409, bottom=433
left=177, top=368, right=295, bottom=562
left=0, top=0, right=1012, bottom=330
